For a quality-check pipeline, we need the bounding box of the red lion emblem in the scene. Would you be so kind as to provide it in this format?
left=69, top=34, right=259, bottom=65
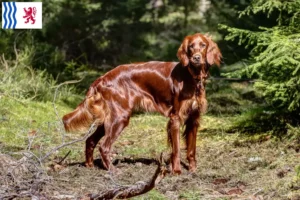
left=23, top=7, right=36, bottom=24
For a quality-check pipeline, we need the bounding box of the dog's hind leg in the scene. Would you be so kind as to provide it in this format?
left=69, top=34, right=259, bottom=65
left=85, top=125, right=105, bottom=167
left=99, top=115, right=130, bottom=171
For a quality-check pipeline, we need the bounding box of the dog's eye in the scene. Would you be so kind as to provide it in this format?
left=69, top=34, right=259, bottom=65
left=189, top=44, right=194, bottom=49
left=200, top=43, right=206, bottom=48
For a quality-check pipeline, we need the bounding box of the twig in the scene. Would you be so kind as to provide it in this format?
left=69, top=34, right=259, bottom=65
left=52, top=79, right=83, bottom=125
left=0, top=192, right=31, bottom=199
left=24, top=66, right=36, bottom=86
left=90, top=153, right=168, bottom=200
left=1, top=54, right=9, bottom=70
left=40, top=122, right=96, bottom=162
left=27, top=131, right=37, bottom=151
left=52, top=78, right=82, bottom=144
left=253, top=188, right=263, bottom=196
left=57, top=150, right=71, bottom=165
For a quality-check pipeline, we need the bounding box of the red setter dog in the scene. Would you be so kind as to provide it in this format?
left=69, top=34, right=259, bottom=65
left=62, top=33, right=221, bottom=174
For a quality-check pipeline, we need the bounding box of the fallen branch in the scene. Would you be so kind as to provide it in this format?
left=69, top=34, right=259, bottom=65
left=89, top=154, right=168, bottom=200
left=57, top=150, right=71, bottom=165
left=40, top=122, right=96, bottom=162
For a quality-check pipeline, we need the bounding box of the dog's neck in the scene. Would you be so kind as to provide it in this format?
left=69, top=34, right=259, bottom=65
left=187, top=64, right=201, bottom=81
left=187, top=64, right=208, bottom=89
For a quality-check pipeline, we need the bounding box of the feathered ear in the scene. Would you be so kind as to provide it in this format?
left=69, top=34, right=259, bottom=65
left=204, top=34, right=222, bottom=67
left=177, top=37, right=189, bottom=67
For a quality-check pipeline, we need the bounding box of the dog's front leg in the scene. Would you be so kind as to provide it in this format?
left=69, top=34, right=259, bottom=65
left=184, top=110, right=200, bottom=172
left=167, top=113, right=181, bottom=174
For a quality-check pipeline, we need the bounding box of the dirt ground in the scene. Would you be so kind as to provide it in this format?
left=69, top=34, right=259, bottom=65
left=1, top=114, right=300, bottom=200
left=48, top=141, right=300, bottom=199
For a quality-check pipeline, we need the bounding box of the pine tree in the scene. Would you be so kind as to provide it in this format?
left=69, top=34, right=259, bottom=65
left=220, top=0, right=300, bottom=132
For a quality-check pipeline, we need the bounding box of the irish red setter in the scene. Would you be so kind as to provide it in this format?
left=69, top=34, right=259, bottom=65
left=62, top=33, right=222, bottom=174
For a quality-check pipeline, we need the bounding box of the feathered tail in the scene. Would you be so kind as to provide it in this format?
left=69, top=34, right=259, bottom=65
left=62, top=86, right=108, bottom=132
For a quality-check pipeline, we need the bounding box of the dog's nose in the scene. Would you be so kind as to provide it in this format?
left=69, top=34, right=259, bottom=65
left=193, top=55, right=200, bottom=61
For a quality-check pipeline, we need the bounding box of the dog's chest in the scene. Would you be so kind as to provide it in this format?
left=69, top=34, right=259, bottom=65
left=177, top=81, right=207, bottom=123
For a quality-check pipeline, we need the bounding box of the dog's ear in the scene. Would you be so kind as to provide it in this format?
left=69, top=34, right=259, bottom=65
left=204, top=34, right=222, bottom=67
left=177, top=37, right=190, bottom=67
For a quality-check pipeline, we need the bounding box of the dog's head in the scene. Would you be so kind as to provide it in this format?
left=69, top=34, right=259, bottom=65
left=177, top=33, right=222, bottom=68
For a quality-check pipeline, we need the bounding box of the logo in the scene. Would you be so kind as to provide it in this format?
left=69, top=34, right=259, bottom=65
left=23, top=7, right=36, bottom=24
left=2, top=2, right=42, bottom=29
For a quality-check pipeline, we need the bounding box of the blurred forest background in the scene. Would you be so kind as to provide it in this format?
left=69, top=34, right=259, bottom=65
left=1, top=0, right=300, bottom=199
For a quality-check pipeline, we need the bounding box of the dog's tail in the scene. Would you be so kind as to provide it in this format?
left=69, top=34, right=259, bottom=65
left=62, top=86, right=108, bottom=132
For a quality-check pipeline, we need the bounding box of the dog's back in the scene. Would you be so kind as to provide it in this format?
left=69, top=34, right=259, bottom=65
left=62, top=61, right=180, bottom=132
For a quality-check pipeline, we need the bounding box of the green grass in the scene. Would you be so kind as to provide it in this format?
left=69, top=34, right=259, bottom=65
left=0, top=61, right=84, bottom=161
left=132, top=189, right=167, bottom=200
left=116, top=114, right=168, bottom=157
left=0, top=96, right=80, bottom=158
left=1, top=93, right=300, bottom=199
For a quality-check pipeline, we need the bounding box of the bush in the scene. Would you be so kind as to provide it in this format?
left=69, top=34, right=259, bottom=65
left=0, top=51, right=79, bottom=103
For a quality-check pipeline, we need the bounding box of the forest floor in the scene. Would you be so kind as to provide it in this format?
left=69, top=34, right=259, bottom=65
left=0, top=81, right=300, bottom=200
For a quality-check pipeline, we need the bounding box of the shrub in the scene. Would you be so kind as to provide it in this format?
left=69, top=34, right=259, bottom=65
left=0, top=51, right=78, bottom=103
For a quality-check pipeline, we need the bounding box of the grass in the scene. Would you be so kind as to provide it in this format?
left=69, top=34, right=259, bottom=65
left=2, top=97, right=299, bottom=199
left=0, top=59, right=83, bottom=160
left=0, top=96, right=82, bottom=159
left=1, top=63, right=300, bottom=199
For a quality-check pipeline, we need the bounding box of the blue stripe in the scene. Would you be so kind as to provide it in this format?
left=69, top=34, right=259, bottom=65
left=12, top=2, right=17, bottom=28
left=3, top=2, right=8, bottom=29
left=7, top=2, right=12, bottom=28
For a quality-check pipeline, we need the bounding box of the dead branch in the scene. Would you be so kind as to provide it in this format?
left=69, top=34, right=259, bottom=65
left=40, top=122, right=96, bottom=162
left=0, top=54, right=9, bottom=70
left=89, top=154, right=168, bottom=200
left=57, top=150, right=71, bottom=165
left=0, top=120, right=96, bottom=199
left=0, top=192, right=31, bottom=200
left=0, top=153, right=47, bottom=199
left=52, top=78, right=83, bottom=144
left=52, top=78, right=83, bottom=122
